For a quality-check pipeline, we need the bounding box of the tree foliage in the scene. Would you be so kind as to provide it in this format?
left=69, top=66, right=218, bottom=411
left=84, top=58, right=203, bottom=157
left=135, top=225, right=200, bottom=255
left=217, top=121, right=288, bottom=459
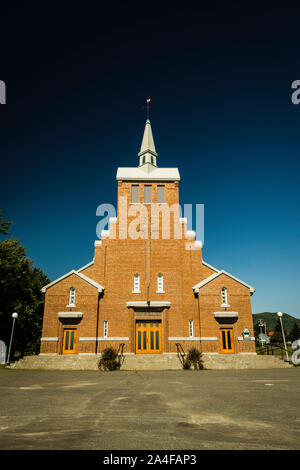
left=0, top=212, right=50, bottom=358
left=289, top=322, right=300, bottom=342
left=270, top=318, right=287, bottom=345
left=0, top=210, right=12, bottom=236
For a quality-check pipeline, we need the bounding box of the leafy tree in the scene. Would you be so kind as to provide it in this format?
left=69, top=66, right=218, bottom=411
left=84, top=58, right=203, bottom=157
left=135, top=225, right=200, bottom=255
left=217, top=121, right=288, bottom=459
left=288, top=322, right=300, bottom=342
left=0, top=210, right=12, bottom=235
left=0, top=212, right=50, bottom=358
left=254, top=323, right=261, bottom=345
left=270, top=318, right=287, bottom=345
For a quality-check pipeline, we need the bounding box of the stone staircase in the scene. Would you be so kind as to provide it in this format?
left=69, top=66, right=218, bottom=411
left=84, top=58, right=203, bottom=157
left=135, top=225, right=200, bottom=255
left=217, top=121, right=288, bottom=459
left=8, top=355, right=100, bottom=370
left=121, top=354, right=182, bottom=370
left=202, top=354, right=292, bottom=370
left=7, top=352, right=292, bottom=370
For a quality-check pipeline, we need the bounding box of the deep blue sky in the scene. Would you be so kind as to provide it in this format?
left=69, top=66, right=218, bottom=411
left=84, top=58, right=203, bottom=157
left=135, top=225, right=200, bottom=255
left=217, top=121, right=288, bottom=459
left=1, top=2, right=300, bottom=316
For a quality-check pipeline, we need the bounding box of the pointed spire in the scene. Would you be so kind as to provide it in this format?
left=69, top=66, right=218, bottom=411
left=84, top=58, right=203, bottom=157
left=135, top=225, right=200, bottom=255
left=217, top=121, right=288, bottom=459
left=139, top=119, right=157, bottom=155
left=138, top=119, right=158, bottom=166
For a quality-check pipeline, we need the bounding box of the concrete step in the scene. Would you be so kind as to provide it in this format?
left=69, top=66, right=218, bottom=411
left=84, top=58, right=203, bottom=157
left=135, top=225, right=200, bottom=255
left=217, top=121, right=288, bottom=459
left=202, top=354, right=292, bottom=369
left=121, top=354, right=182, bottom=370
left=9, top=355, right=100, bottom=370
left=7, top=353, right=293, bottom=370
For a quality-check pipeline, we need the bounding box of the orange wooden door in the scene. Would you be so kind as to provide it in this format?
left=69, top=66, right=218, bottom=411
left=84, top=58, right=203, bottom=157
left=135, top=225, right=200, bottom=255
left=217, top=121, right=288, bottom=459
left=220, top=328, right=234, bottom=353
left=136, top=321, right=162, bottom=354
left=63, top=329, right=76, bottom=354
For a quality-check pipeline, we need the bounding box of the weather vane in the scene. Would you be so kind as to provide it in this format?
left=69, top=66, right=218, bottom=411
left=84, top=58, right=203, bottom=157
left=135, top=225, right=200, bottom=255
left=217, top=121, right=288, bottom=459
left=143, top=98, right=151, bottom=120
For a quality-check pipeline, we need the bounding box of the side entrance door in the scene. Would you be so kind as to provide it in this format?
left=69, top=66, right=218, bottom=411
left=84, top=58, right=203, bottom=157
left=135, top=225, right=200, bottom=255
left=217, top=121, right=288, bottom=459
left=220, top=328, right=234, bottom=353
left=63, top=328, right=76, bottom=354
left=136, top=321, right=162, bottom=354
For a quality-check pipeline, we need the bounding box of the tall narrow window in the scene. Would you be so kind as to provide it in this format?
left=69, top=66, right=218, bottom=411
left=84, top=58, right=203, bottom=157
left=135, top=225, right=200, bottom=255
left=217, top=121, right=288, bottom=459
left=221, top=287, right=228, bottom=306
left=144, top=185, right=152, bottom=203
left=133, top=274, right=140, bottom=292
left=189, top=320, right=194, bottom=338
left=157, top=185, right=165, bottom=203
left=131, top=185, right=139, bottom=203
left=69, top=287, right=76, bottom=306
left=103, top=320, right=108, bottom=338
left=157, top=274, right=164, bottom=292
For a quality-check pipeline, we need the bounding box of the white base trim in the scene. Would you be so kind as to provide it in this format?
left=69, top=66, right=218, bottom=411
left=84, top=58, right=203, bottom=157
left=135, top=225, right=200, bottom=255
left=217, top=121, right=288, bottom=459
left=168, top=337, right=217, bottom=341
left=79, top=337, right=129, bottom=341
left=238, top=352, right=257, bottom=355
left=78, top=353, right=98, bottom=356
left=39, top=353, right=58, bottom=356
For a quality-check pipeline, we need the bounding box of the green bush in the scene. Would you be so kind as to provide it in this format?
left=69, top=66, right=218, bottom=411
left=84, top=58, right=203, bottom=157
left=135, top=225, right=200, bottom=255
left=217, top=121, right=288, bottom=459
left=98, top=347, right=120, bottom=371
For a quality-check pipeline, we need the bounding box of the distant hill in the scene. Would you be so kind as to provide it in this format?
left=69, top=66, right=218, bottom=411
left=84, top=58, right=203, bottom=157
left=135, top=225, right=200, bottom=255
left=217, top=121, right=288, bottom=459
left=252, top=312, right=300, bottom=333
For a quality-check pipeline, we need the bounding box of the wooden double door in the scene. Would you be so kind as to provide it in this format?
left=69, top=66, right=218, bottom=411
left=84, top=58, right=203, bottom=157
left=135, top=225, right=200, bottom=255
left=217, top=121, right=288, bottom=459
left=62, top=328, right=76, bottom=354
left=220, top=328, right=234, bottom=353
left=136, top=320, right=162, bottom=354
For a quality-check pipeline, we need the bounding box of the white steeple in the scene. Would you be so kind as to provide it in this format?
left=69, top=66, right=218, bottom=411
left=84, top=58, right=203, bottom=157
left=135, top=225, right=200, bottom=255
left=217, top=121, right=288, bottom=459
left=116, top=109, right=180, bottom=182
left=138, top=119, right=158, bottom=167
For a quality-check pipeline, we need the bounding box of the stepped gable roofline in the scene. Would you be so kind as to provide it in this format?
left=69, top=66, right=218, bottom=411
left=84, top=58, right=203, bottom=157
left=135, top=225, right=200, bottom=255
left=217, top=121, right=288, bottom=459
left=41, top=270, right=104, bottom=293
left=116, top=166, right=180, bottom=181
left=193, top=269, right=255, bottom=294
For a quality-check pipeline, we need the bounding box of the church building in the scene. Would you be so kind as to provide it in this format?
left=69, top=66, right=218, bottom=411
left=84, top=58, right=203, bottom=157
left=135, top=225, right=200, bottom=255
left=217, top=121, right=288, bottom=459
left=40, top=116, right=256, bottom=357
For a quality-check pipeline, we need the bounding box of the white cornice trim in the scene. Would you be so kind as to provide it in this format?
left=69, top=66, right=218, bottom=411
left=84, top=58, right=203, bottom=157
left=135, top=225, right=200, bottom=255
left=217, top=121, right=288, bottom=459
left=58, top=312, right=83, bottom=318
left=214, top=311, right=238, bottom=318
left=126, top=301, right=171, bottom=308
left=41, top=337, right=58, bottom=342
left=77, top=272, right=104, bottom=292
left=202, top=260, right=219, bottom=273
left=193, top=270, right=255, bottom=294
left=77, top=260, right=94, bottom=273
left=41, top=270, right=104, bottom=293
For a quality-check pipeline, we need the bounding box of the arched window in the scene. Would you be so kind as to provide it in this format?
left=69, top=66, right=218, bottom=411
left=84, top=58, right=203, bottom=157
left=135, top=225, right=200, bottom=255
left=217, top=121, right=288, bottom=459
left=133, top=274, right=140, bottom=293
left=69, top=287, right=76, bottom=307
left=157, top=274, right=164, bottom=292
left=221, top=287, right=228, bottom=306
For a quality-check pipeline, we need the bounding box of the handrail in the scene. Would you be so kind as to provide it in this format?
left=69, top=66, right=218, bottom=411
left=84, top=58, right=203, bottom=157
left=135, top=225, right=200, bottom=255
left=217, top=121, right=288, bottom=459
left=176, top=343, right=185, bottom=366
left=117, top=343, right=125, bottom=367
left=256, top=342, right=293, bottom=362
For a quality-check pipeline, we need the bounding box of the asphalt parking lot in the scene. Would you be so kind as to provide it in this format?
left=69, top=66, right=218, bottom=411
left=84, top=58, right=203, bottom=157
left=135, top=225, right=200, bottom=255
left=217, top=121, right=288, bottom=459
left=0, top=368, right=299, bottom=450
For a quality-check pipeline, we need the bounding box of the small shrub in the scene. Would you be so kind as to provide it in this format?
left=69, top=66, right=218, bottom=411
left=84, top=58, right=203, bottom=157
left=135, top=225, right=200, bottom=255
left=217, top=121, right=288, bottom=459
left=183, top=358, right=191, bottom=369
left=185, top=348, right=204, bottom=370
left=98, top=347, right=120, bottom=371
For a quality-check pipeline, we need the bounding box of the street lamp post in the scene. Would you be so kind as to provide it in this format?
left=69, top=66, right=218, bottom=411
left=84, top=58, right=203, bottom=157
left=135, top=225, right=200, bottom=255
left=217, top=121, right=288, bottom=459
left=277, top=311, right=289, bottom=362
left=6, top=312, right=18, bottom=364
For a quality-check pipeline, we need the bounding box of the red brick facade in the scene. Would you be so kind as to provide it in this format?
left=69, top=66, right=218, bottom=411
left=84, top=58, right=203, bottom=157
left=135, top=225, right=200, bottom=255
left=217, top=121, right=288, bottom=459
left=40, top=121, right=256, bottom=357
